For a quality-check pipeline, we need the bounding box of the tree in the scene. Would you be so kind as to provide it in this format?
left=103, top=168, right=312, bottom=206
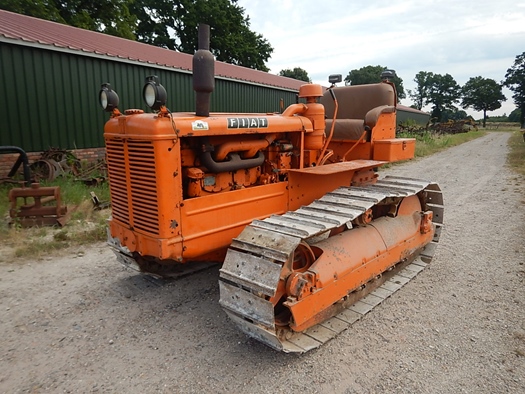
left=508, top=108, right=522, bottom=123
left=408, top=71, right=434, bottom=110
left=278, top=67, right=311, bottom=83
left=427, top=73, right=461, bottom=122
left=1, top=0, right=274, bottom=71
left=0, top=0, right=63, bottom=22
left=344, top=65, right=405, bottom=100
left=130, top=0, right=273, bottom=71
left=408, top=72, right=462, bottom=121
left=0, top=0, right=137, bottom=40
left=504, top=52, right=525, bottom=128
left=461, top=76, right=506, bottom=127
left=441, top=109, right=469, bottom=122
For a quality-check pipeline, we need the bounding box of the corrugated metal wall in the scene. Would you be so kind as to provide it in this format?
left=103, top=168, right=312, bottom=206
left=397, top=109, right=430, bottom=125
left=0, top=42, right=299, bottom=152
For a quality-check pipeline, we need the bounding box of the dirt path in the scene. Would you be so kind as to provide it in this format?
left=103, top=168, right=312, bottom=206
left=1, top=132, right=524, bottom=393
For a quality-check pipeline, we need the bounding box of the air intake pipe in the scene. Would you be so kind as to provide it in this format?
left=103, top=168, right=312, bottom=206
left=193, top=24, right=215, bottom=117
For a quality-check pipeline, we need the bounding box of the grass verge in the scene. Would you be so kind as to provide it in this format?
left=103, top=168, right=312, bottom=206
left=398, top=130, right=488, bottom=157
left=506, top=129, right=525, bottom=207
left=507, top=129, right=525, bottom=176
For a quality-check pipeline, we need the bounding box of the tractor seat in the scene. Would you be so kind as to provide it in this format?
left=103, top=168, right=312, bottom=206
left=320, top=83, right=396, bottom=141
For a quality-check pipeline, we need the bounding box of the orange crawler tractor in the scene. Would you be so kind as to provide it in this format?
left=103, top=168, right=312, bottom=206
left=99, top=25, right=443, bottom=352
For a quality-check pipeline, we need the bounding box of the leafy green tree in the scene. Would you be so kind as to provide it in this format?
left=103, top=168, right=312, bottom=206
left=1, top=0, right=273, bottom=71
left=62, top=0, right=137, bottom=40
left=130, top=0, right=273, bottom=71
left=504, top=52, right=525, bottom=128
left=408, top=71, right=434, bottom=110
left=409, top=72, right=461, bottom=121
left=508, top=108, right=522, bottom=123
left=427, top=73, right=461, bottom=122
left=441, top=109, right=469, bottom=122
left=344, top=65, right=405, bottom=100
left=461, top=76, right=506, bottom=127
left=0, top=0, right=62, bottom=21
left=0, top=0, right=137, bottom=39
left=485, top=114, right=513, bottom=122
left=278, top=67, right=311, bottom=83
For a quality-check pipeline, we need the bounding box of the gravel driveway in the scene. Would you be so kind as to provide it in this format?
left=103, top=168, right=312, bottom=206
left=1, top=132, right=524, bottom=393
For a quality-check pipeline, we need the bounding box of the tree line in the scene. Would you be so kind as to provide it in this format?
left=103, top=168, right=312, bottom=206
left=283, top=59, right=524, bottom=128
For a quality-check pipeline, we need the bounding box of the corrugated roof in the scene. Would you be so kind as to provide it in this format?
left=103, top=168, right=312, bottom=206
left=0, top=9, right=304, bottom=91
left=397, top=104, right=430, bottom=115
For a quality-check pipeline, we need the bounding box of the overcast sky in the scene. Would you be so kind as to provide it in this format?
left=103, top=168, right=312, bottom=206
left=237, top=0, right=525, bottom=118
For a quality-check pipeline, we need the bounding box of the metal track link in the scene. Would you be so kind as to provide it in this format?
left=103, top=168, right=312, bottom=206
left=219, top=176, right=444, bottom=353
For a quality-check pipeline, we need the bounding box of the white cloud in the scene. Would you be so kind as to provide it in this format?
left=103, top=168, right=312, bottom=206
left=238, top=0, right=525, bottom=117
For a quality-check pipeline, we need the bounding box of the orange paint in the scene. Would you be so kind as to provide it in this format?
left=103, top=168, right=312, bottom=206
left=104, top=79, right=434, bottom=337
left=105, top=81, right=417, bottom=264
left=284, top=196, right=433, bottom=331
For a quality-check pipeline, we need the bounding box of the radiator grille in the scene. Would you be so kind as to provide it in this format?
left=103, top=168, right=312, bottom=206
left=106, top=139, right=160, bottom=235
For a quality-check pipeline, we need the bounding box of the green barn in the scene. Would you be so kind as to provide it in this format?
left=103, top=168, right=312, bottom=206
left=0, top=9, right=304, bottom=174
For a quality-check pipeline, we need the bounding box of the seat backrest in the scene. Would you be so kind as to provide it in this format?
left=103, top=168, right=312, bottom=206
left=320, top=83, right=395, bottom=120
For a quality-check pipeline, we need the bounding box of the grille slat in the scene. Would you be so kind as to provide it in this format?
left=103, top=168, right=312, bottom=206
left=132, top=202, right=159, bottom=211
left=129, top=189, right=157, bottom=198
left=129, top=164, right=156, bottom=169
left=130, top=180, right=156, bottom=186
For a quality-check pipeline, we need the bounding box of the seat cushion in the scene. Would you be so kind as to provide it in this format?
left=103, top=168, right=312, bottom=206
left=325, top=119, right=367, bottom=141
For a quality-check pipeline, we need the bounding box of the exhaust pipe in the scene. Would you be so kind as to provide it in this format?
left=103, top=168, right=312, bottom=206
left=193, top=24, right=215, bottom=117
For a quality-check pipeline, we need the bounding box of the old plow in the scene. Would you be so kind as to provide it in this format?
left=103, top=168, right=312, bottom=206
left=1, top=146, right=67, bottom=227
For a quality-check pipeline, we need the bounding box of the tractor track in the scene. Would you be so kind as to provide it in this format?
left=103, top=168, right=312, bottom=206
left=219, top=176, right=444, bottom=352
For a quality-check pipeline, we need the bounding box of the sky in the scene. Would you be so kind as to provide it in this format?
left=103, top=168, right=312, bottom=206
left=237, top=0, right=525, bottom=118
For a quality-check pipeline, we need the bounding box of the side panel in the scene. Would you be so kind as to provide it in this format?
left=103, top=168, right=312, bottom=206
left=180, top=183, right=288, bottom=259
left=370, top=112, right=397, bottom=140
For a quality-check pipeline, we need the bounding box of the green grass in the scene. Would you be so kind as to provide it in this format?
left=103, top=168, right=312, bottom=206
left=398, top=130, right=488, bottom=157
left=0, top=177, right=110, bottom=259
left=0, top=177, right=109, bottom=219
left=507, top=129, right=525, bottom=176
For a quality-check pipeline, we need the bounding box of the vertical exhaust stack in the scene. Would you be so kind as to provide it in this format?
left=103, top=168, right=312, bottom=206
left=193, top=24, right=215, bottom=117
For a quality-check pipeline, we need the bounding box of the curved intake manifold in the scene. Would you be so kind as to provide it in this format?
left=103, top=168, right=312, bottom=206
left=200, top=134, right=277, bottom=173
left=200, top=150, right=265, bottom=173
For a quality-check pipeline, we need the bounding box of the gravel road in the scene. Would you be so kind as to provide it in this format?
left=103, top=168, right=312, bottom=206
left=1, top=132, right=524, bottom=393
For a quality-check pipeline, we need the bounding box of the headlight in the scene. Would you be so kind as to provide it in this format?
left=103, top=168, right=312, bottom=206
left=143, top=75, right=167, bottom=110
left=99, top=83, right=119, bottom=112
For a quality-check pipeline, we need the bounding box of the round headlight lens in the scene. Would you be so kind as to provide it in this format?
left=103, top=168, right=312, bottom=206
left=99, top=83, right=119, bottom=112
left=142, top=76, right=167, bottom=110
left=144, top=83, right=156, bottom=107
left=100, top=91, right=108, bottom=109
